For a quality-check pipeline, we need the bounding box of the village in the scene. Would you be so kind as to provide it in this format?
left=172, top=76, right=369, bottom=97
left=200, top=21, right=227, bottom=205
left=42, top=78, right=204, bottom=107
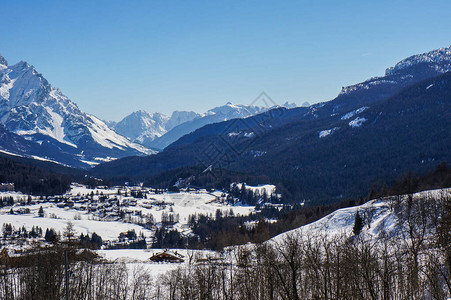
left=0, top=182, right=279, bottom=253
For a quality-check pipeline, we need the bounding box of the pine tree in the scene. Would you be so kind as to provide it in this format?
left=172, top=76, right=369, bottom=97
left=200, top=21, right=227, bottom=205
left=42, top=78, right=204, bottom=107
left=38, top=206, right=44, bottom=217
left=91, top=232, right=103, bottom=249
left=45, top=228, right=58, bottom=243
left=353, top=211, right=364, bottom=235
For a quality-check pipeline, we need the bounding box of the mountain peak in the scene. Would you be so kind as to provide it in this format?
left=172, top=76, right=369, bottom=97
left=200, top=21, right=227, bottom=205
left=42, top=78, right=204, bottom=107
left=0, top=55, right=152, bottom=167
left=13, top=60, right=31, bottom=69
left=0, top=54, right=8, bottom=67
left=385, top=45, right=451, bottom=76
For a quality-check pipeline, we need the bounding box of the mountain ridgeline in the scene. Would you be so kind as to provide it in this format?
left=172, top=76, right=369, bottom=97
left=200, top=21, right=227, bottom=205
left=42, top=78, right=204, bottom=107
left=93, top=46, right=451, bottom=203
left=109, top=102, right=295, bottom=150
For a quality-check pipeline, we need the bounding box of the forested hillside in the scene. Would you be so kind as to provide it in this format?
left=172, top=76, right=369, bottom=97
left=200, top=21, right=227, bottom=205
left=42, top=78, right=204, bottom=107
left=92, top=72, right=451, bottom=204
left=0, top=156, right=73, bottom=195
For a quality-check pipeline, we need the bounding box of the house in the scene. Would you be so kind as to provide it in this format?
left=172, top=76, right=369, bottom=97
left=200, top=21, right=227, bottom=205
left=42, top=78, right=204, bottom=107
left=0, top=183, right=14, bottom=192
left=149, top=250, right=184, bottom=263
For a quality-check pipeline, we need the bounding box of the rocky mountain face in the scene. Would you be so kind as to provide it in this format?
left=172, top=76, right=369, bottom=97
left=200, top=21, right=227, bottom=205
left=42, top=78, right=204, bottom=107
left=0, top=54, right=153, bottom=168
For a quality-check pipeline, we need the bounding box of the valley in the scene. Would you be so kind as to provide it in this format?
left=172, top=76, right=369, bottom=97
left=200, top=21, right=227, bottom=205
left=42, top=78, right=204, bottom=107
left=0, top=29, right=450, bottom=298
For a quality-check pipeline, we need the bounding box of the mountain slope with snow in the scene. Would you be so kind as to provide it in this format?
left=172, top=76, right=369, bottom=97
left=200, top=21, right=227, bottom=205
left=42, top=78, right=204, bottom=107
left=93, top=47, right=451, bottom=201
left=271, top=188, right=450, bottom=243
left=111, top=110, right=201, bottom=147
left=110, top=102, right=295, bottom=151
left=147, top=102, right=295, bottom=150
left=0, top=54, right=153, bottom=167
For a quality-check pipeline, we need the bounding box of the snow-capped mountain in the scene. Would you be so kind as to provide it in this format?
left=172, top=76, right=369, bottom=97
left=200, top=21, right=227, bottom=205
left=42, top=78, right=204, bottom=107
left=386, top=46, right=451, bottom=75
left=113, top=111, right=169, bottom=144
left=146, top=102, right=296, bottom=150
left=111, top=110, right=201, bottom=147
left=339, top=45, right=451, bottom=96
left=93, top=46, right=451, bottom=201
left=0, top=54, right=153, bottom=168
left=111, top=102, right=296, bottom=150
left=165, top=111, right=201, bottom=131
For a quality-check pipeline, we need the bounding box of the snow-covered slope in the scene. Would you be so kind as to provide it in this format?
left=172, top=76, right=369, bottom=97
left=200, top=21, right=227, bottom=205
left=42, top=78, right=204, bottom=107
left=0, top=54, right=153, bottom=167
left=113, top=110, right=169, bottom=144
left=271, top=188, right=450, bottom=243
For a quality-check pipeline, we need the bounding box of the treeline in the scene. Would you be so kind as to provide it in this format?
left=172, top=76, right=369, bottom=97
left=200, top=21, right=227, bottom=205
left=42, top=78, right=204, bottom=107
left=370, top=161, right=451, bottom=198
left=143, top=165, right=272, bottom=191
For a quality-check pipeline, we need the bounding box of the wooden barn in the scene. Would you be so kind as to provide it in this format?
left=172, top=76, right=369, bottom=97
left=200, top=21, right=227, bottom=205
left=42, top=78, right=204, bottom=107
left=149, top=250, right=184, bottom=263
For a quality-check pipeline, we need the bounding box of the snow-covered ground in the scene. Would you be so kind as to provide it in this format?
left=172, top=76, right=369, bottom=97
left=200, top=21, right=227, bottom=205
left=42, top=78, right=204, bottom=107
left=0, top=184, right=255, bottom=242
left=0, top=204, right=153, bottom=240
left=340, top=106, right=368, bottom=120
left=232, top=183, right=277, bottom=195
left=271, top=188, right=450, bottom=243
left=93, top=248, right=221, bottom=280
left=348, top=116, right=368, bottom=128
left=319, top=127, right=339, bottom=138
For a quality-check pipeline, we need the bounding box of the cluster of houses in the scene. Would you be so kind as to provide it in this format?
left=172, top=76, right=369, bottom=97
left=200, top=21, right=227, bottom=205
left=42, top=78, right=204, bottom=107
left=39, top=187, right=174, bottom=223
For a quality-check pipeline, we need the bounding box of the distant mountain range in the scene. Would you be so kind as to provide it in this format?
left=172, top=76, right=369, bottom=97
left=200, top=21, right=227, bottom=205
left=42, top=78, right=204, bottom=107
left=0, top=53, right=287, bottom=166
left=1, top=45, right=450, bottom=204
left=109, top=102, right=296, bottom=150
left=107, top=110, right=199, bottom=149
left=0, top=55, right=153, bottom=168
left=92, top=46, right=451, bottom=203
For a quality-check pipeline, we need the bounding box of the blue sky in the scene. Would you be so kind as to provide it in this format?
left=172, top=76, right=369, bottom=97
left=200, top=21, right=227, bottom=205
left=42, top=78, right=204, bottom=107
left=1, top=0, right=450, bottom=121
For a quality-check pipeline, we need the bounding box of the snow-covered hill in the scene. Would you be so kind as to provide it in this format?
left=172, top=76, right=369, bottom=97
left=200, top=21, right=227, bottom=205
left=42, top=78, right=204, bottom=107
left=271, top=188, right=450, bottom=243
left=0, top=54, right=153, bottom=167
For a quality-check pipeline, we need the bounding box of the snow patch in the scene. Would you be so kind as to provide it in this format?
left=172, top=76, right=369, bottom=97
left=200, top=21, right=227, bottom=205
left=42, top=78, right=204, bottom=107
left=319, top=127, right=339, bottom=138
left=348, top=117, right=367, bottom=128
left=341, top=106, right=368, bottom=120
